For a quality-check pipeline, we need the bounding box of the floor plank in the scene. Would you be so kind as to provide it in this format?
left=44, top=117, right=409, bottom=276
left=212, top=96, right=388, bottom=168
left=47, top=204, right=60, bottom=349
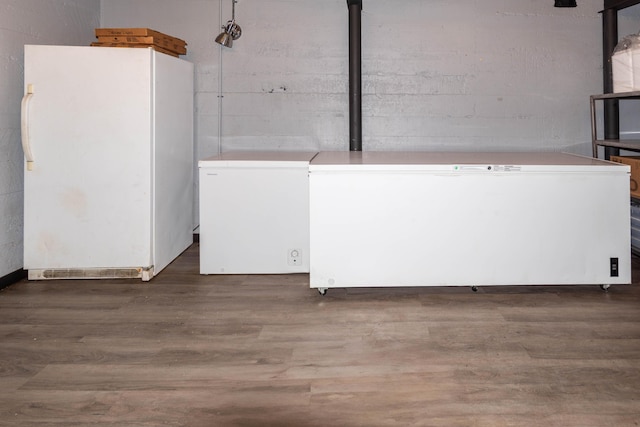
left=1, top=244, right=640, bottom=426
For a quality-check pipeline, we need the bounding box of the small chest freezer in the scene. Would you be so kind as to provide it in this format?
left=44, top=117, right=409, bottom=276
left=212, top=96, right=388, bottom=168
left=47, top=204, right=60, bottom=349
left=199, top=151, right=317, bottom=274
left=309, top=151, right=631, bottom=292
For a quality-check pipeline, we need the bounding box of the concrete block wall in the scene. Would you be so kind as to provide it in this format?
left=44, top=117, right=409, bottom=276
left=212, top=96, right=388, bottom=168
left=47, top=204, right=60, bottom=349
left=101, top=1, right=640, bottom=157
left=0, top=0, right=100, bottom=279
left=218, top=0, right=604, bottom=153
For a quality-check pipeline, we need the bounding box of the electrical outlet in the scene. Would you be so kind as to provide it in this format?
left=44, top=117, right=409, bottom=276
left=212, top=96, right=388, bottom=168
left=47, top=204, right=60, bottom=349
left=288, top=248, right=302, bottom=266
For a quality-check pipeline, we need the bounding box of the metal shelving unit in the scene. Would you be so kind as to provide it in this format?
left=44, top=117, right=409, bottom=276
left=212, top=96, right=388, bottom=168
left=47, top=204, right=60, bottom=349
left=597, top=2, right=640, bottom=255
left=599, top=1, right=640, bottom=159
left=591, top=91, right=640, bottom=158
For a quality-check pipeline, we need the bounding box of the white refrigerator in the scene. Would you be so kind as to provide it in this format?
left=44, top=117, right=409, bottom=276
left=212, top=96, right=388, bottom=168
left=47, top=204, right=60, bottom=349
left=309, top=151, right=631, bottom=293
left=22, top=45, right=194, bottom=281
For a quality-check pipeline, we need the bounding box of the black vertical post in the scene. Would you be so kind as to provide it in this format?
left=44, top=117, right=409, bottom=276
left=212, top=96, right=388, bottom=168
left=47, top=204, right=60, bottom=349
left=603, top=7, right=619, bottom=160
left=347, top=0, right=362, bottom=151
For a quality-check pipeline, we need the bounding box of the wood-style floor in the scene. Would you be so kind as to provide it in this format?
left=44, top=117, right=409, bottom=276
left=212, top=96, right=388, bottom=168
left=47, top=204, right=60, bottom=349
left=2, top=245, right=640, bottom=426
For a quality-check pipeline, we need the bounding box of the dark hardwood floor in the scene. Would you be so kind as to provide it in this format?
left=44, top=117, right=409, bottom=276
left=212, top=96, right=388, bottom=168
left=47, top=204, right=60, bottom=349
left=2, top=244, right=640, bottom=426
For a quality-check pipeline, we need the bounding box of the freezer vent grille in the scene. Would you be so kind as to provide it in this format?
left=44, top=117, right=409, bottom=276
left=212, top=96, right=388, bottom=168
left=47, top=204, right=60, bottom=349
left=28, top=268, right=149, bottom=281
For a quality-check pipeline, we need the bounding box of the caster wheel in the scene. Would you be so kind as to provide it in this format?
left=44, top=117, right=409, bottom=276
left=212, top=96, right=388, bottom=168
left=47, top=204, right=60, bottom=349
left=318, top=288, right=327, bottom=296
left=600, top=284, right=610, bottom=292
left=471, top=286, right=478, bottom=292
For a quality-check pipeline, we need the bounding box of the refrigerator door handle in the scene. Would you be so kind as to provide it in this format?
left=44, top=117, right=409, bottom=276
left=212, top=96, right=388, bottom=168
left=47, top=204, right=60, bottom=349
left=21, top=84, right=35, bottom=171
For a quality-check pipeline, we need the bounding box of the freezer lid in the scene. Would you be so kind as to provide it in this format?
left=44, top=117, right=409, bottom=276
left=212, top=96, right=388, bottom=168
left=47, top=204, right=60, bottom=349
left=309, top=151, right=630, bottom=173
left=199, top=151, right=318, bottom=168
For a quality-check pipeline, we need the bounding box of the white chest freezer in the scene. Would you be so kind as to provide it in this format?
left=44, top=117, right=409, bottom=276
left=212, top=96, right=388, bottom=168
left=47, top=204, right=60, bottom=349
left=199, top=151, right=318, bottom=274
left=309, top=151, right=631, bottom=292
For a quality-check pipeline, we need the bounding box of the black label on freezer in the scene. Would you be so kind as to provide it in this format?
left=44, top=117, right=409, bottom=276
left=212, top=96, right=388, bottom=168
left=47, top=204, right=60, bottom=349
left=610, top=258, right=619, bottom=277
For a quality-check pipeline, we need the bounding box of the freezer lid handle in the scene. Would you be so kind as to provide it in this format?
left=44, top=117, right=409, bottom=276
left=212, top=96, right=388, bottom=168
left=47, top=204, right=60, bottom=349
left=21, top=84, right=34, bottom=171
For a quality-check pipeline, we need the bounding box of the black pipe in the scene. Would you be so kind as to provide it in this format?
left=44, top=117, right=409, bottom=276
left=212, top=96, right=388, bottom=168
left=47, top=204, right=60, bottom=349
left=347, top=0, right=362, bottom=151
left=602, top=7, right=620, bottom=159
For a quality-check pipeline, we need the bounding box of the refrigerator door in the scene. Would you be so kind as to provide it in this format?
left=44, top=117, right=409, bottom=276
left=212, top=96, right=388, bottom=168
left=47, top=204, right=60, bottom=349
left=23, top=45, right=153, bottom=272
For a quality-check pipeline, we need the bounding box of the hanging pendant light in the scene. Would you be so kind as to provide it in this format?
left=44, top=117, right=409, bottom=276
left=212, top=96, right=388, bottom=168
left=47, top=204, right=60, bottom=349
left=215, top=0, right=242, bottom=48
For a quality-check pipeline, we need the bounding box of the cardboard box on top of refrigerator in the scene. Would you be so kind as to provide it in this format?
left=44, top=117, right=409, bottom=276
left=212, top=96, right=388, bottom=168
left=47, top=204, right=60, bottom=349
left=612, top=32, right=640, bottom=93
left=610, top=155, right=640, bottom=199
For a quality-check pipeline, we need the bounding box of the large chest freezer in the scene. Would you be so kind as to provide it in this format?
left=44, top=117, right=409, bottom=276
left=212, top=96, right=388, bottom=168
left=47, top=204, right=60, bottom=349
left=309, top=151, right=631, bottom=292
left=199, top=151, right=317, bottom=274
